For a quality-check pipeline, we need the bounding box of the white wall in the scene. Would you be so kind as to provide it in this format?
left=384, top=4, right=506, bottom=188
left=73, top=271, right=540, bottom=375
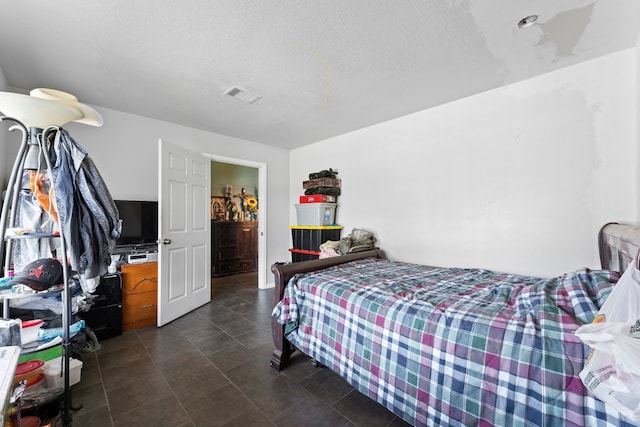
left=637, top=38, right=640, bottom=221
left=0, top=66, right=7, bottom=193
left=211, top=162, right=259, bottom=198
left=2, top=107, right=291, bottom=285
left=291, top=49, right=638, bottom=278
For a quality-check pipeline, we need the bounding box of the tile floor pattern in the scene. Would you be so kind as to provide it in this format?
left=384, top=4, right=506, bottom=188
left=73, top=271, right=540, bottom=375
left=69, top=272, right=412, bottom=426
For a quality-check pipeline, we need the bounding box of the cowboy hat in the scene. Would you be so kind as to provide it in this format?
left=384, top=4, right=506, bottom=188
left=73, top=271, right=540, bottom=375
left=0, top=88, right=103, bottom=128
left=30, top=88, right=103, bottom=127
left=0, top=91, right=82, bottom=128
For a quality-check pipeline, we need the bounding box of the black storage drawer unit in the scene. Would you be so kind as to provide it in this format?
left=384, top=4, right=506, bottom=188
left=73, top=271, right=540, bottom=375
left=289, top=250, right=321, bottom=263
left=81, top=305, right=122, bottom=341
left=80, top=273, right=123, bottom=340
left=91, top=273, right=122, bottom=308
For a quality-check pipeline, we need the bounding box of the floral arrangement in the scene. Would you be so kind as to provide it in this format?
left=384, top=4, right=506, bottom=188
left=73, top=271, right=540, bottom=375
left=246, top=197, right=258, bottom=213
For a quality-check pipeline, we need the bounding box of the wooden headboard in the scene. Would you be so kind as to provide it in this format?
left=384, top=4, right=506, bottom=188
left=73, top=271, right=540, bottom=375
left=598, top=222, right=640, bottom=273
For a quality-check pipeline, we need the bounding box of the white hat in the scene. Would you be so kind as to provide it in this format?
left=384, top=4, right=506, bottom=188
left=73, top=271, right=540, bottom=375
left=30, top=88, right=103, bottom=127
left=0, top=88, right=103, bottom=128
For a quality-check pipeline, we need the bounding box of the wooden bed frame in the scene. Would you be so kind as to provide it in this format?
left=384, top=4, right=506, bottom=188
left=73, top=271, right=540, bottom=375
left=270, top=223, right=640, bottom=371
left=598, top=222, right=640, bottom=272
left=270, top=248, right=385, bottom=370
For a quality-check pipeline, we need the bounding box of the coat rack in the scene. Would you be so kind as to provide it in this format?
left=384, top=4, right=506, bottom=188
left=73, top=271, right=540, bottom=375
left=0, top=89, right=103, bottom=427
left=0, top=117, right=75, bottom=426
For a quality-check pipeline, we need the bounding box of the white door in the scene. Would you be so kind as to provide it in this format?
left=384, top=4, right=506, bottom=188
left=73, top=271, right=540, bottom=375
left=157, top=139, right=211, bottom=326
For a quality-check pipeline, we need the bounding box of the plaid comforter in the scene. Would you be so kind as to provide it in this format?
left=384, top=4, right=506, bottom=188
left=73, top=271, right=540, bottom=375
left=272, top=258, right=636, bottom=426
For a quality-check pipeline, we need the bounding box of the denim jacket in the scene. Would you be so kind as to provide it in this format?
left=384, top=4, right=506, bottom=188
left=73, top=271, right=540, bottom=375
left=49, top=129, right=121, bottom=282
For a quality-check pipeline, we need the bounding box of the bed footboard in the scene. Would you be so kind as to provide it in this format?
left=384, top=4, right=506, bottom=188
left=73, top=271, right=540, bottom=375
left=270, top=248, right=384, bottom=370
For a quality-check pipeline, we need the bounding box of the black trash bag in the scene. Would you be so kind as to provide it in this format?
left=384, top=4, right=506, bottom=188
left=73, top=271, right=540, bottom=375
left=309, top=168, right=338, bottom=180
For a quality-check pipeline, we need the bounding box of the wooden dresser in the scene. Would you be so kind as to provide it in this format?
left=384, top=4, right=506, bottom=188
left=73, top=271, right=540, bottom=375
left=121, top=262, right=158, bottom=331
left=212, top=221, right=258, bottom=277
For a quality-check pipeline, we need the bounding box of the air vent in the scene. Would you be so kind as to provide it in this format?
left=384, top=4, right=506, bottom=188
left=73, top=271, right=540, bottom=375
left=224, top=86, right=262, bottom=104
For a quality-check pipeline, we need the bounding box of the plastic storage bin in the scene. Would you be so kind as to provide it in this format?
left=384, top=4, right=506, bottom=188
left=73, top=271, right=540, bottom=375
left=289, top=249, right=321, bottom=263
left=289, top=226, right=343, bottom=263
left=291, top=226, right=343, bottom=251
left=13, top=360, right=44, bottom=386
left=20, top=319, right=43, bottom=345
left=43, top=356, right=83, bottom=388
left=23, top=373, right=44, bottom=395
left=295, top=203, right=337, bottom=226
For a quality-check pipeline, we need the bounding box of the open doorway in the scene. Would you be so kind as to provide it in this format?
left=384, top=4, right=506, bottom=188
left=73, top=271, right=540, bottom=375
left=205, top=153, right=267, bottom=290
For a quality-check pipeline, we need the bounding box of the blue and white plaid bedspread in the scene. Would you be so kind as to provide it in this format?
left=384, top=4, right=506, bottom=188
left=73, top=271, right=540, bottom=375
left=272, top=258, right=636, bottom=426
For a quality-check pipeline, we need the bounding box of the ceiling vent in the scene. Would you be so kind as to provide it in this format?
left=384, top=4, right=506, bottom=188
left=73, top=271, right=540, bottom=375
left=224, top=86, right=262, bottom=104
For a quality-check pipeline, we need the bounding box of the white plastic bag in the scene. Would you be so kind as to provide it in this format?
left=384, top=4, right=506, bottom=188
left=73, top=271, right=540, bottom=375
left=576, top=252, right=640, bottom=420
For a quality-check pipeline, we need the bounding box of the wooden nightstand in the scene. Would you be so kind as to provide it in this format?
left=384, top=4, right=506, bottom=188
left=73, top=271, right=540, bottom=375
left=121, top=262, right=158, bottom=331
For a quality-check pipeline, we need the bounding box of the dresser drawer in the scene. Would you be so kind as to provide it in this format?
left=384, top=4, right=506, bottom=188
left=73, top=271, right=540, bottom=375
left=121, top=262, right=158, bottom=294
left=122, top=291, right=157, bottom=330
left=121, top=262, right=158, bottom=330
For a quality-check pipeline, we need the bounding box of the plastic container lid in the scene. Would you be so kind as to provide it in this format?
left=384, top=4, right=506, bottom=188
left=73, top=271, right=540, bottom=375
left=15, top=359, right=44, bottom=376
left=21, top=319, right=43, bottom=328
left=21, top=319, right=44, bottom=345
left=14, top=360, right=45, bottom=388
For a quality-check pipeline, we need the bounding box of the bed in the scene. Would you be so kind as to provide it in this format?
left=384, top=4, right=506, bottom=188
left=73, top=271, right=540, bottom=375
left=271, top=222, right=640, bottom=426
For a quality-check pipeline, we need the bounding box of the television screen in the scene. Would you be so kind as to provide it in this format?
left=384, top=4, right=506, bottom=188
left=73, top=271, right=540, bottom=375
left=114, top=200, right=158, bottom=247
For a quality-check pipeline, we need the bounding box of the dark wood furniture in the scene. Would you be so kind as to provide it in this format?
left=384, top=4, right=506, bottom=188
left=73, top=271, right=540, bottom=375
left=270, top=248, right=384, bottom=370
left=211, top=221, right=258, bottom=277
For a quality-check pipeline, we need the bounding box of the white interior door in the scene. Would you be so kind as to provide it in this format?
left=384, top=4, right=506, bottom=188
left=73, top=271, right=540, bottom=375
left=157, top=139, right=211, bottom=326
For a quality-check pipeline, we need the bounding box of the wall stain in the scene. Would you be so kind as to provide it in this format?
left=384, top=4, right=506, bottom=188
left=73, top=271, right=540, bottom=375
left=538, top=3, right=595, bottom=61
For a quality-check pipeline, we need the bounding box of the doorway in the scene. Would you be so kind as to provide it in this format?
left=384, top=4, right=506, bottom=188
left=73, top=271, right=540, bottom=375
left=205, top=153, right=267, bottom=290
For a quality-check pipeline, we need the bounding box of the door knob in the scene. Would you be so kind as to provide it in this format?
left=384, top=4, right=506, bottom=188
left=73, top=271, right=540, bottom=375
left=162, top=238, right=171, bottom=245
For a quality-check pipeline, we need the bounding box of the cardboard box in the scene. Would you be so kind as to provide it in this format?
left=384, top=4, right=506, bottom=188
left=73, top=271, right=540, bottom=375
left=302, top=178, right=341, bottom=189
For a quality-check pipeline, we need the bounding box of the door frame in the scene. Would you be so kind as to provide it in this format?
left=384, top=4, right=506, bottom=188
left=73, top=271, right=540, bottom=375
left=205, top=153, right=267, bottom=289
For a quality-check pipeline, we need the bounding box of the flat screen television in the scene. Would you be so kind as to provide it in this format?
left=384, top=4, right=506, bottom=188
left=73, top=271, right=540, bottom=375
left=114, top=199, right=158, bottom=248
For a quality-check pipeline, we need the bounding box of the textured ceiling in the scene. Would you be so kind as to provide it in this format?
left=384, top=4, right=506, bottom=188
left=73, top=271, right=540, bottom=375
left=0, top=0, right=638, bottom=149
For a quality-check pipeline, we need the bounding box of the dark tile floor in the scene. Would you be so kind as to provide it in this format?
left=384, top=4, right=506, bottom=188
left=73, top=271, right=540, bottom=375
left=69, top=272, right=411, bottom=426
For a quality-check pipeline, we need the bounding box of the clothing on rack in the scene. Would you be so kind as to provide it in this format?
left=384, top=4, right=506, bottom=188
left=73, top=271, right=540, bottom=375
left=30, top=171, right=58, bottom=223
left=12, top=181, right=58, bottom=273
left=0, top=91, right=106, bottom=427
left=48, top=128, right=121, bottom=290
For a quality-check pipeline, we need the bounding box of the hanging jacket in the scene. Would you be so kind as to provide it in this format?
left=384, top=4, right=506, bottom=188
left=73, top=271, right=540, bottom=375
left=48, top=128, right=121, bottom=283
